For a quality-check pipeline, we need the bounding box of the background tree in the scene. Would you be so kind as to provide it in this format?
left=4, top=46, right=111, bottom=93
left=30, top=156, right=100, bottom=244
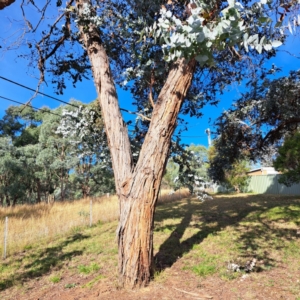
left=0, top=102, right=115, bottom=205
left=274, top=132, right=300, bottom=186
left=57, top=100, right=114, bottom=198
left=0, top=137, right=25, bottom=206
left=208, top=143, right=250, bottom=192
left=163, top=144, right=209, bottom=192
left=187, top=144, right=209, bottom=180
left=210, top=69, right=300, bottom=181
left=224, top=160, right=250, bottom=193
left=39, top=110, right=78, bottom=201
left=1, top=0, right=299, bottom=287
left=162, top=159, right=179, bottom=189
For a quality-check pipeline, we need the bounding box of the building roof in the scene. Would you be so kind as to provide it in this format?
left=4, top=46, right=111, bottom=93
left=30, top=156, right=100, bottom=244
left=247, top=167, right=280, bottom=174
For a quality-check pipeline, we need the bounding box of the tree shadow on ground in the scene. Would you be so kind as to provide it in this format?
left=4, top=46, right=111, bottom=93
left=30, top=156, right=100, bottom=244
left=154, top=194, right=300, bottom=272
left=0, top=232, right=89, bottom=291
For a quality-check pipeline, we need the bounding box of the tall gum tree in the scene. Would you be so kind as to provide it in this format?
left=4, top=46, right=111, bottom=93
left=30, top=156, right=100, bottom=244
left=78, top=9, right=196, bottom=282
left=1, top=0, right=299, bottom=287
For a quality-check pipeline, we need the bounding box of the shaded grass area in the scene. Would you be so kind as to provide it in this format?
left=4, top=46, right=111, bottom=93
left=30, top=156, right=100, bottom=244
left=0, top=193, right=299, bottom=296
left=0, top=221, right=118, bottom=292
left=153, top=194, right=300, bottom=280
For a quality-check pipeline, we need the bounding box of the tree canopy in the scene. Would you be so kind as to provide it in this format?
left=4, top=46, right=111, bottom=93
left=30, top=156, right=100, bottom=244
left=0, top=101, right=115, bottom=206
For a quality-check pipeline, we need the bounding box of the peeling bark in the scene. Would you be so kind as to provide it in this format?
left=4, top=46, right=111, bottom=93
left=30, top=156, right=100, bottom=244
left=76, top=0, right=196, bottom=288
left=117, top=58, right=196, bottom=287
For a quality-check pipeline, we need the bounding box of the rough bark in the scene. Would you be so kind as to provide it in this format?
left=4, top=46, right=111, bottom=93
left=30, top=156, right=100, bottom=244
left=0, top=0, right=15, bottom=10
left=77, top=0, right=196, bottom=288
left=117, top=58, right=196, bottom=287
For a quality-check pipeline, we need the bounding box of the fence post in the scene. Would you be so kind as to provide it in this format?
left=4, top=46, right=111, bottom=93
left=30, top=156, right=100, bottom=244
left=90, top=198, right=93, bottom=227
left=3, top=216, right=8, bottom=259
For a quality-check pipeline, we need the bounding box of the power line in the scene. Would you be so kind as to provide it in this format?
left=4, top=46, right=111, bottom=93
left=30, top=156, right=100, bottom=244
left=0, top=76, right=79, bottom=108
left=0, top=95, right=62, bottom=117
left=0, top=76, right=149, bottom=117
left=0, top=96, right=208, bottom=139
left=0, top=77, right=208, bottom=139
left=179, top=135, right=206, bottom=138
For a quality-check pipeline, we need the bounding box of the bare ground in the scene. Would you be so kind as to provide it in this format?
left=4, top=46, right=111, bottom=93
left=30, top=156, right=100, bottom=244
left=3, top=258, right=299, bottom=300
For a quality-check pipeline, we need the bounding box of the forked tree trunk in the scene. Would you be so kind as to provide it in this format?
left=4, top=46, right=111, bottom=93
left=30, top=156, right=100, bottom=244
left=77, top=0, right=196, bottom=287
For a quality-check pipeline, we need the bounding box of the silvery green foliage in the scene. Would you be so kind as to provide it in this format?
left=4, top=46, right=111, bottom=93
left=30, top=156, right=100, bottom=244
left=72, top=3, right=104, bottom=28
left=149, top=0, right=286, bottom=64
left=56, top=103, right=111, bottom=169
left=10, top=0, right=298, bottom=127
left=209, top=69, right=300, bottom=182
left=38, top=111, right=79, bottom=200
left=165, top=142, right=212, bottom=195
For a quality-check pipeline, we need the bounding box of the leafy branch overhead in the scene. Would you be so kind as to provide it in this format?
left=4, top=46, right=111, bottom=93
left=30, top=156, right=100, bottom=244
left=209, top=70, right=300, bottom=182
left=149, top=0, right=284, bottom=64
left=11, top=0, right=299, bottom=120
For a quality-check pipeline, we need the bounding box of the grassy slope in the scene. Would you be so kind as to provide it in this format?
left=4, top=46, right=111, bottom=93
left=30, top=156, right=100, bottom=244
left=0, top=193, right=299, bottom=297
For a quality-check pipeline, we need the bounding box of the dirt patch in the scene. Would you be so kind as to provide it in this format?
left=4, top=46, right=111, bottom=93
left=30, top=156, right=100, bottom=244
left=2, top=254, right=299, bottom=300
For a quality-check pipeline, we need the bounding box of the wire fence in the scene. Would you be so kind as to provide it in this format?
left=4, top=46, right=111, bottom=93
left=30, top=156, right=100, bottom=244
left=247, top=175, right=300, bottom=195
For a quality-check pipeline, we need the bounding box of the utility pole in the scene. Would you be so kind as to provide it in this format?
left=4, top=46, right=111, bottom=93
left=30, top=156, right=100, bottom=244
left=205, top=128, right=211, bottom=147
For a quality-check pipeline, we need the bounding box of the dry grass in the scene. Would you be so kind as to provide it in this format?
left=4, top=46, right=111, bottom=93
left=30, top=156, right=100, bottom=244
left=0, top=195, right=119, bottom=256
left=158, top=188, right=190, bottom=204
left=0, top=189, right=188, bottom=257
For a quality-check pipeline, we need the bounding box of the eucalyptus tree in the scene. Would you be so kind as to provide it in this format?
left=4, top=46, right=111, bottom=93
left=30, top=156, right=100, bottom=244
left=162, top=159, right=179, bottom=189
left=57, top=100, right=114, bottom=198
left=0, top=107, right=23, bottom=140
left=0, top=137, right=26, bottom=206
left=19, top=143, right=50, bottom=203
left=0, top=105, right=49, bottom=147
left=0, top=106, right=56, bottom=204
left=209, top=69, right=300, bottom=182
left=38, top=109, right=78, bottom=201
left=2, top=0, right=300, bottom=287
left=164, top=144, right=209, bottom=191
left=187, top=144, right=209, bottom=180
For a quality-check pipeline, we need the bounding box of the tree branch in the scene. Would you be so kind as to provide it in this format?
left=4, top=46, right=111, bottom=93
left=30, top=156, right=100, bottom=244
left=259, top=117, right=300, bottom=149
left=0, top=0, right=15, bottom=10
left=21, top=0, right=74, bottom=112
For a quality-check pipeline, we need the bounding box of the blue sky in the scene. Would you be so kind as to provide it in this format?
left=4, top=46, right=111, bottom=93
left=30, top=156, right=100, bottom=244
left=0, top=3, right=300, bottom=148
